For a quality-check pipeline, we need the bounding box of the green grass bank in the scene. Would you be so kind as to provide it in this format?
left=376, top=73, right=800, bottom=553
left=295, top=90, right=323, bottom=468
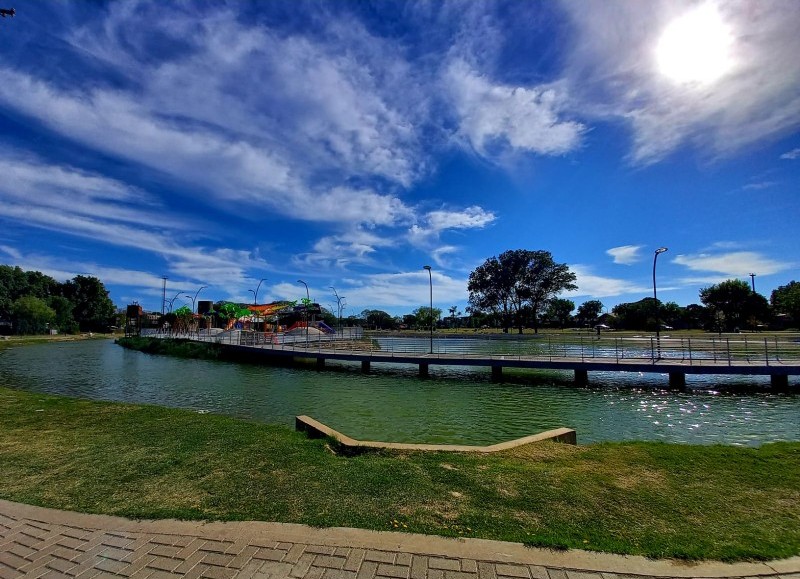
left=0, top=385, right=798, bottom=562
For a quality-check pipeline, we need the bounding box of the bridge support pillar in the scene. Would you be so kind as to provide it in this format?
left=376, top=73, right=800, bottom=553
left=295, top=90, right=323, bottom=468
left=316, top=358, right=325, bottom=370
left=771, top=374, right=789, bottom=391
left=491, top=365, right=503, bottom=382
left=419, top=363, right=429, bottom=378
left=361, top=361, right=370, bottom=374
left=668, top=372, right=686, bottom=390
left=574, top=369, right=588, bottom=386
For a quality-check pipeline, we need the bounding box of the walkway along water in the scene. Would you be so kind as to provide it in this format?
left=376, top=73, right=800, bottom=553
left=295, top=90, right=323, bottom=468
left=144, top=331, right=800, bottom=390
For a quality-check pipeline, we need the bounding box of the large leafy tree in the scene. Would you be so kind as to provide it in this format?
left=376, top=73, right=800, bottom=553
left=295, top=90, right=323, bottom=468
left=545, top=298, right=575, bottom=329
left=11, top=296, right=55, bottom=334
left=771, top=281, right=800, bottom=327
left=700, top=279, right=768, bottom=332
left=468, top=249, right=577, bottom=334
left=61, top=275, right=115, bottom=332
left=411, top=306, right=442, bottom=331
left=576, top=300, right=603, bottom=327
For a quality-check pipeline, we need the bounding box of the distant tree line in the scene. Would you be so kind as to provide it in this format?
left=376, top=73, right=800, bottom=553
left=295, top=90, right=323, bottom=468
left=0, top=265, right=115, bottom=335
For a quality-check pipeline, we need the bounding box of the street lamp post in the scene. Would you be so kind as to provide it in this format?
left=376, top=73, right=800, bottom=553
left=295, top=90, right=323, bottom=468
left=653, top=248, right=668, bottom=345
left=330, top=286, right=344, bottom=336
left=186, top=285, right=207, bottom=314
left=749, top=273, right=756, bottom=293
left=168, top=292, right=182, bottom=313
left=250, top=278, right=267, bottom=305
left=423, top=265, right=433, bottom=354
left=297, top=279, right=310, bottom=344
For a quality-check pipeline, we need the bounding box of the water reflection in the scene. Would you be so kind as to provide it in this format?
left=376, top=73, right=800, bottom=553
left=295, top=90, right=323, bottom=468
left=0, top=340, right=797, bottom=446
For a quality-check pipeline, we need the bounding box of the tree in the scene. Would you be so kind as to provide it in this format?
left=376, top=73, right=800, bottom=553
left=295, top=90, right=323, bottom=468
left=771, top=281, right=800, bottom=327
left=360, top=309, right=394, bottom=330
left=62, top=275, right=115, bottom=332
left=11, top=296, right=55, bottom=334
left=468, top=249, right=577, bottom=334
left=412, top=306, right=442, bottom=331
left=612, top=298, right=657, bottom=331
left=576, top=300, right=603, bottom=327
left=545, top=298, right=574, bottom=329
left=699, top=279, right=758, bottom=332
left=47, top=295, right=78, bottom=334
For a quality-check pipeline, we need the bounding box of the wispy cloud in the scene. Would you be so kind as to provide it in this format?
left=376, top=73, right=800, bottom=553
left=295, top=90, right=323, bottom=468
left=565, top=265, right=651, bottom=298
left=742, top=181, right=777, bottom=191
left=780, top=148, right=800, bottom=160
left=606, top=245, right=644, bottom=265
left=445, top=59, right=585, bottom=159
left=673, top=251, right=792, bottom=276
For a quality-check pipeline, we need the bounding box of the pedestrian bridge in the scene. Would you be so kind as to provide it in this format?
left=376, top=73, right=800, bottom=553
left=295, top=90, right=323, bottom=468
left=146, top=330, right=800, bottom=390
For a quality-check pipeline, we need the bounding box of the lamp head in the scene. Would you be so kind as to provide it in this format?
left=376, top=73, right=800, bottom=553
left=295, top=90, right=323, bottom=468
left=423, top=265, right=432, bottom=271
left=655, top=247, right=668, bottom=254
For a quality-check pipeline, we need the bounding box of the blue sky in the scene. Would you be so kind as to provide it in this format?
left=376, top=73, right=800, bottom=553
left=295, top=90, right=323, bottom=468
left=0, top=0, right=798, bottom=317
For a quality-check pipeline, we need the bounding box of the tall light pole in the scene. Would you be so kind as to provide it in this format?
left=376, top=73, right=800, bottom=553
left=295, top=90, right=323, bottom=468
left=168, top=291, right=182, bottom=313
left=330, top=286, right=345, bottom=336
left=653, top=247, right=668, bottom=341
left=161, top=276, right=168, bottom=316
left=297, top=279, right=310, bottom=344
left=186, top=285, right=207, bottom=314
left=249, top=278, right=267, bottom=305
left=749, top=273, right=756, bottom=293
left=423, top=265, right=433, bottom=354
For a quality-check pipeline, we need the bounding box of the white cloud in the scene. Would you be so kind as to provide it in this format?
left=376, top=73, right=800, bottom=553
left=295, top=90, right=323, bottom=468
left=561, top=0, right=800, bottom=164
left=673, top=251, right=791, bottom=276
left=780, top=148, right=800, bottom=160
left=565, top=265, right=651, bottom=298
left=335, top=270, right=468, bottom=311
left=742, top=181, right=777, bottom=191
left=606, top=245, right=644, bottom=265
left=445, top=59, right=585, bottom=159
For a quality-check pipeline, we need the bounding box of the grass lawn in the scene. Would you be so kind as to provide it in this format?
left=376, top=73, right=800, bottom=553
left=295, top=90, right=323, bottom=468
left=0, top=385, right=798, bottom=562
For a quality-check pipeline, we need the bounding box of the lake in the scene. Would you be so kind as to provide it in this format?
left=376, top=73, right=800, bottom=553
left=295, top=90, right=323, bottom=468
left=0, top=339, right=797, bottom=446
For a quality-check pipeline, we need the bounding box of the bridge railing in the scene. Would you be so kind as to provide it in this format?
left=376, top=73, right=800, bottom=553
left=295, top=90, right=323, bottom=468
left=141, top=330, right=800, bottom=365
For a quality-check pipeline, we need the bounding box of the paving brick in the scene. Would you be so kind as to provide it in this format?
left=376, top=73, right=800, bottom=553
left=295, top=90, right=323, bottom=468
left=285, top=544, right=307, bottom=565
left=364, top=551, right=395, bottom=564
left=149, top=544, right=183, bottom=558
left=305, top=546, right=337, bottom=556
left=99, top=534, right=134, bottom=549
left=547, top=570, right=568, bottom=579
left=172, top=548, right=207, bottom=575
left=427, top=570, right=445, bottom=579
left=565, top=572, right=602, bottom=579
left=143, top=570, right=184, bottom=579
left=461, top=561, right=478, bottom=574
left=477, top=562, right=497, bottom=579
left=444, top=572, right=478, bottom=579
left=356, top=561, right=378, bottom=579
left=146, top=554, right=183, bottom=573
left=395, top=554, right=412, bottom=567
left=495, top=565, right=530, bottom=579
left=0, top=566, right=23, bottom=579
left=200, top=540, right=233, bottom=554
left=335, top=547, right=352, bottom=558
left=253, top=547, right=288, bottom=562
left=0, top=550, right=28, bottom=570
left=409, top=555, right=427, bottom=579
left=227, top=545, right=259, bottom=570
left=291, top=554, right=317, bottom=578
left=314, top=555, right=347, bottom=570
left=428, top=558, right=461, bottom=572
left=277, top=543, right=296, bottom=551
left=305, top=566, right=326, bottom=579
left=528, top=566, right=548, bottom=579
left=202, top=551, right=236, bottom=568
left=376, top=563, right=410, bottom=579
left=344, top=548, right=366, bottom=572
left=197, top=564, right=238, bottom=579
left=323, top=569, right=358, bottom=579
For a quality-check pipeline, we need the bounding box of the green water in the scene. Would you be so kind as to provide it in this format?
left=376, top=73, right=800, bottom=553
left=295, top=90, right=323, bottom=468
left=0, top=340, right=797, bottom=445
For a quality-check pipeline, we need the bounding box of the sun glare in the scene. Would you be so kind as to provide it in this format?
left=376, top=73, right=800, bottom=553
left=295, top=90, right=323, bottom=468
left=656, top=3, right=733, bottom=85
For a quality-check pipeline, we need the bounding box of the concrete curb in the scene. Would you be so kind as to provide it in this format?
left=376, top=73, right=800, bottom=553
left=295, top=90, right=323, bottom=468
left=2, top=499, right=797, bottom=578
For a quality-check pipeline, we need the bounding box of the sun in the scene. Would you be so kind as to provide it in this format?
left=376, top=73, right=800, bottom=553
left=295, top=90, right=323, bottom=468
left=656, top=3, right=734, bottom=85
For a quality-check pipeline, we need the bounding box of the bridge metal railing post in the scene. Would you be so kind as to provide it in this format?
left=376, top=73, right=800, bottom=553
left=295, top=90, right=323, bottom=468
left=764, top=337, right=769, bottom=366
left=650, top=337, right=655, bottom=363
left=688, top=338, right=693, bottom=365
left=615, top=338, right=619, bottom=363
left=548, top=335, right=552, bottom=362
left=726, top=338, right=731, bottom=366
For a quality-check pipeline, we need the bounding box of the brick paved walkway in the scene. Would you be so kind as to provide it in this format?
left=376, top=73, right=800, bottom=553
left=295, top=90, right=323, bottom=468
left=1, top=500, right=797, bottom=579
